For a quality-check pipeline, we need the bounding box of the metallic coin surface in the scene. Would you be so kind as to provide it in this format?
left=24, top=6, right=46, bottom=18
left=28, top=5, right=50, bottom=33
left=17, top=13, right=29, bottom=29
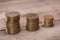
left=43, top=15, right=54, bottom=27
left=6, top=11, right=20, bottom=34
left=26, top=13, right=39, bottom=31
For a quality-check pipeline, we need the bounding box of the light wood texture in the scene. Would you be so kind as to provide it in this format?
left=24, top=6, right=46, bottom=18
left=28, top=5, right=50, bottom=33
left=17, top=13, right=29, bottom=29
left=0, top=0, right=60, bottom=40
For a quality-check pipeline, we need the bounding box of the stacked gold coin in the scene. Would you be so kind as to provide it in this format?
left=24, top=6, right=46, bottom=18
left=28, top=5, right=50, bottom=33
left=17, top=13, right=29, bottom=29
left=26, top=13, right=39, bottom=31
left=6, top=11, right=20, bottom=34
left=43, top=15, right=54, bottom=27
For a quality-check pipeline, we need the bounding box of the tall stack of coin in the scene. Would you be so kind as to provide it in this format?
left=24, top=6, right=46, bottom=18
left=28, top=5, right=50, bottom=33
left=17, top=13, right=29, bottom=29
left=6, top=11, right=20, bottom=34
left=26, top=13, right=39, bottom=31
left=42, top=15, right=54, bottom=27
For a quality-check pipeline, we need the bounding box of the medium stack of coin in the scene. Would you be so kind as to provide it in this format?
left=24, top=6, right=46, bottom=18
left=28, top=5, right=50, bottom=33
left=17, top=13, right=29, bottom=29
left=26, top=13, right=39, bottom=31
left=6, top=11, right=20, bottom=34
left=43, top=15, right=54, bottom=27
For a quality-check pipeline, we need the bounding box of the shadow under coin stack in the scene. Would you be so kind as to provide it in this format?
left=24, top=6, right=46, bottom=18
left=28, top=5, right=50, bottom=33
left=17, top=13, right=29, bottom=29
left=43, top=15, right=54, bottom=27
left=6, top=11, right=20, bottom=34
left=26, top=13, right=39, bottom=31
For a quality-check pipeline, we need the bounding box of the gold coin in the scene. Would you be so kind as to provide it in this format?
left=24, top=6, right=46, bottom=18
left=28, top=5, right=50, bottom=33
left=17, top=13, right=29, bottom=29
left=26, top=13, right=39, bottom=31
left=43, top=15, right=54, bottom=27
left=6, top=11, right=20, bottom=34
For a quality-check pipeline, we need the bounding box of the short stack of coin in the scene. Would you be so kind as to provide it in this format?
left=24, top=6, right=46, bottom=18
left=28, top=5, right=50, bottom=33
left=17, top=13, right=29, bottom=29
left=6, top=11, right=20, bottom=34
left=43, top=15, right=54, bottom=27
left=26, top=13, right=39, bottom=31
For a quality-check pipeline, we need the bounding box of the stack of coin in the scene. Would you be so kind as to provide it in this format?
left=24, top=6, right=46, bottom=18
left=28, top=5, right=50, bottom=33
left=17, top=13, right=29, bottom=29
left=42, top=15, right=54, bottom=27
left=26, top=13, right=39, bottom=31
left=6, top=11, right=20, bottom=34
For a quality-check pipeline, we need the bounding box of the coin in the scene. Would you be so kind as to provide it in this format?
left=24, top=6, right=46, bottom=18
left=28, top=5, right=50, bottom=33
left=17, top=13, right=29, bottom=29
left=6, top=11, right=20, bottom=34
left=26, top=13, right=39, bottom=31
left=43, top=15, right=54, bottom=27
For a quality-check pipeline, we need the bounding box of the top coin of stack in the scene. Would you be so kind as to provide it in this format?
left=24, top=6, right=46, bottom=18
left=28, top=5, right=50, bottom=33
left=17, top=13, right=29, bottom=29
left=6, top=11, right=20, bottom=34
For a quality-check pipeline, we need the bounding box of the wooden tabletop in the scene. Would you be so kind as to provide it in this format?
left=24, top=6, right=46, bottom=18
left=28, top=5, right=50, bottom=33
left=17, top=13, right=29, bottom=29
left=0, top=0, right=60, bottom=40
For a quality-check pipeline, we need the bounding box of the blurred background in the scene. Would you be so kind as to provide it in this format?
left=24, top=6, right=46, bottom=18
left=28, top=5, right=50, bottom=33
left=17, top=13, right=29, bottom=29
left=0, top=0, right=60, bottom=40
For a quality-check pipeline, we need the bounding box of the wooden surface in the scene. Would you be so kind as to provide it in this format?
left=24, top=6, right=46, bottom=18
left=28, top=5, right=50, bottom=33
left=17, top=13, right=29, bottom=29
left=0, top=0, right=60, bottom=40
